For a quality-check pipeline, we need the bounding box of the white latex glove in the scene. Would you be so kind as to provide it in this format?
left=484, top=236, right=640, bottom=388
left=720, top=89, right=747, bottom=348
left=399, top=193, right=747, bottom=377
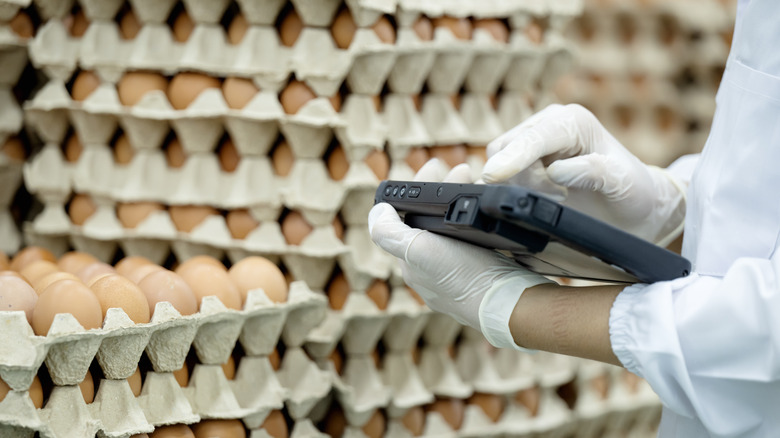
left=368, top=160, right=553, bottom=349
left=484, top=104, right=686, bottom=246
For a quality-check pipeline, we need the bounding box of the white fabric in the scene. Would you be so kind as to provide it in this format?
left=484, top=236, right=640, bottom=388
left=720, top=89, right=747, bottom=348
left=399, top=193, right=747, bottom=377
left=609, top=0, right=780, bottom=435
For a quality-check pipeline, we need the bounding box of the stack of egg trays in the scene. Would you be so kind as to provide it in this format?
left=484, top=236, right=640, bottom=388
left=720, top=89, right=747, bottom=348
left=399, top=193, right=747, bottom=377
left=0, top=281, right=330, bottom=437
left=20, top=0, right=581, bottom=280
left=0, top=0, right=31, bottom=255
left=558, top=0, right=735, bottom=167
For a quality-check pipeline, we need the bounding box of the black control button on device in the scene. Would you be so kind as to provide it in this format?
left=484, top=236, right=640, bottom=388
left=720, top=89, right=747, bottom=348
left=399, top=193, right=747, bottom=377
left=399, top=185, right=407, bottom=198
left=384, top=186, right=393, bottom=196
left=392, top=186, right=399, bottom=196
left=408, top=186, right=421, bottom=198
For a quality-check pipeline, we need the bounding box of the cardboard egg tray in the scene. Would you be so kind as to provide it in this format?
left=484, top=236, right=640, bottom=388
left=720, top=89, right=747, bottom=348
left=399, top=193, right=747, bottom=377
left=0, top=282, right=328, bottom=437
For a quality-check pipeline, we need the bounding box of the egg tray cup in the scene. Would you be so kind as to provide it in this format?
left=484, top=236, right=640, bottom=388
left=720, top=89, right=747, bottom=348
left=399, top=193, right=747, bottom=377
left=0, top=0, right=30, bottom=22
left=249, top=418, right=328, bottom=438
left=331, top=354, right=392, bottom=429
left=333, top=94, right=387, bottom=161
left=0, top=86, right=23, bottom=144
left=419, top=93, right=470, bottom=146
left=279, top=158, right=347, bottom=225
left=500, top=385, right=576, bottom=437
left=383, top=94, right=433, bottom=152
left=281, top=230, right=348, bottom=294
left=495, top=90, right=535, bottom=133
left=337, top=228, right=395, bottom=294
left=381, top=351, right=434, bottom=418
left=458, top=93, right=506, bottom=146
left=385, top=28, right=437, bottom=95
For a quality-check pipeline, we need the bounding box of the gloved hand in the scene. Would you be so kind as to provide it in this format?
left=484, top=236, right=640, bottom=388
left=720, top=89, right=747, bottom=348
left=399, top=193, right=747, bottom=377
left=483, top=104, right=686, bottom=246
left=368, top=160, right=553, bottom=349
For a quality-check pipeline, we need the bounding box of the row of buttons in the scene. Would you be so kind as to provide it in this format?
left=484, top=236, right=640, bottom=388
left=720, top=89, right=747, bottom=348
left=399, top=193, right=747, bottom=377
left=383, top=184, right=422, bottom=198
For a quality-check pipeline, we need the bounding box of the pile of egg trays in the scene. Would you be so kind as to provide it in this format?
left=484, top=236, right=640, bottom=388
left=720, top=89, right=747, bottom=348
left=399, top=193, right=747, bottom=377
left=3, top=0, right=666, bottom=436
left=0, top=1, right=29, bottom=255
left=556, top=0, right=736, bottom=167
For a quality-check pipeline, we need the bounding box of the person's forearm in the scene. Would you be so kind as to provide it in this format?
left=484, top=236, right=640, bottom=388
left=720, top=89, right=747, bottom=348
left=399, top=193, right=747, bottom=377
left=509, top=283, right=625, bottom=366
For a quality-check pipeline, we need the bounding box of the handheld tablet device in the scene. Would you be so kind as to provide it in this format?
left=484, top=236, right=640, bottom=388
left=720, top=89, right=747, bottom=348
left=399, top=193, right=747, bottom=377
left=375, top=181, right=691, bottom=283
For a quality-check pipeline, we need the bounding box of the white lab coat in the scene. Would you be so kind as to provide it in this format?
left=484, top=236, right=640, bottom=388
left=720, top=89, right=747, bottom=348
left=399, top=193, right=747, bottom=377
left=608, top=0, right=780, bottom=436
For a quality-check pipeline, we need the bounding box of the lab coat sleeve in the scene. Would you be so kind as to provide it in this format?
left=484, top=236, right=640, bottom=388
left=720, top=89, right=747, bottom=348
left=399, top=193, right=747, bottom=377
left=610, top=253, right=780, bottom=435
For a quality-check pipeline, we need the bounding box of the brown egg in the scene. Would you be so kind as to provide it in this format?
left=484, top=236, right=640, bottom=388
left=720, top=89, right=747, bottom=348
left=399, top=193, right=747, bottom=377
left=178, top=265, right=242, bottom=310
left=191, top=419, right=246, bottom=438
left=33, top=272, right=81, bottom=295
left=127, top=264, right=165, bottom=285
left=64, top=134, right=83, bottom=163
left=407, top=287, right=425, bottom=305
left=29, top=375, right=43, bottom=408
left=78, top=262, right=116, bottom=284
left=112, top=134, right=135, bottom=164
left=0, top=275, right=38, bottom=324
left=33, top=279, right=103, bottom=335
left=10, top=11, right=34, bottom=39
left=372, top=16, right=396, bottom=44
left=268, top=348, right=281, bottom=370
left=428, top=398, right=465, bottom=430
left=0, top=252, right=8, bottom=270
left=169, top=205, right=219, bottom=233
left=128, top=366, right=143, bottom=396
left=10, top=247, right=57, bottom=272
left=331, top=8, right=358, bottom=49
left=19, top=260, right=59, bottom=286
left=117, top=202, right=165, bottom=228
left=260, top=411, right=288, bottom=438
left=69, top=9, right=90, bottom=37
left=221, top=356, right=236, bottom=380
left=115, top=256, right=154, bottom=278
left=411, top=94, right=423, bottom=111
left=119, top=9, right=141, bottom=40
left=68, top=193, right=97, bottom=226
left=227, top=13, right=248, bottom=45
left=364, top=150, right=390, bottom=180
left=473, top=19, right=509, bottom=43
left=150, top=424, right=195, bottom=438
left=329, top=349, right=343, bottom=375
left=280, top=211, right=312, bottom=245
left=332, top=216, right=344, bottom=241
left=89, top=274, right=151, bottom=324
left=228, top=256, right=288, bottom=304
left=167, top=73, right=221, bottom=110
left=271, top=141, right=294, bottom=176
left=467, top=146, right=487, bottom=163
left=79, top=369, right=95, bottom=403
left=323, top=406, right=347, bottom=438
left=218, top=138, right=240, bottom=172
left=71, top=70, right=101, bottom=101
left=173, top=364, right=189, bottom=387
left=0, top=375, right=42, bottom=407
left=175, top=255, right=226, bottom=274
left=137, top=270, right=199, bottom=316
left=222, top=77, right=260, bottom=110
left=468, top=393, right=504, bottom=423
left=412, top=16, right=434, bottom=41
left=404, top=148, right=430, bottom=172
left=449, top=93, right=461, bottom=111
left=429, top=145, right=468, bottom=168
left=326, top=145, right=349, bottom=181
left=226, top=209, right=259, bottom=239
left=329, top=92, right=343, bottom=113
left=433, top=17, right=472, bottom=40
left=280, top=80, right=316, bottom=115
left=362, top=410, right=386, bottom=438
left=165, top=138, right=187, bottom=168
left=514, top=386, right=540, bottom=417
left=401, top=406, right=425, bottom=436
left=278, top=8, right=303, bottom=47
left=118, top=72, right=169, bottom=107
left=172, top=10, right=194, bottom=43
left=327, top=272, right=349, bottom=310
left=366, top=279, right=389, bottom=310
left=2, top=137, right=26, bottom=162
left=132, top=435, right=149, bottom=438
left=525, top=18, right=544, bottom=45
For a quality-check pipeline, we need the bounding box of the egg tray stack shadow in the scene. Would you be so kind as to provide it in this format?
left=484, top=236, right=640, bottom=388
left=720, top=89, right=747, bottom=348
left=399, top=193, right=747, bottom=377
left=2, top=0, right=665, bottom=436
left=555, top=0, right=736, bottom=168
left=0, top=5, right=36, bottom=256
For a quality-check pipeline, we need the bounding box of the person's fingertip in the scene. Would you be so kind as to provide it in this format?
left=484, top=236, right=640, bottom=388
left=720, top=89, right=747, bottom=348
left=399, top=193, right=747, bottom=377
left=367, top=202, right=395, bottom=235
